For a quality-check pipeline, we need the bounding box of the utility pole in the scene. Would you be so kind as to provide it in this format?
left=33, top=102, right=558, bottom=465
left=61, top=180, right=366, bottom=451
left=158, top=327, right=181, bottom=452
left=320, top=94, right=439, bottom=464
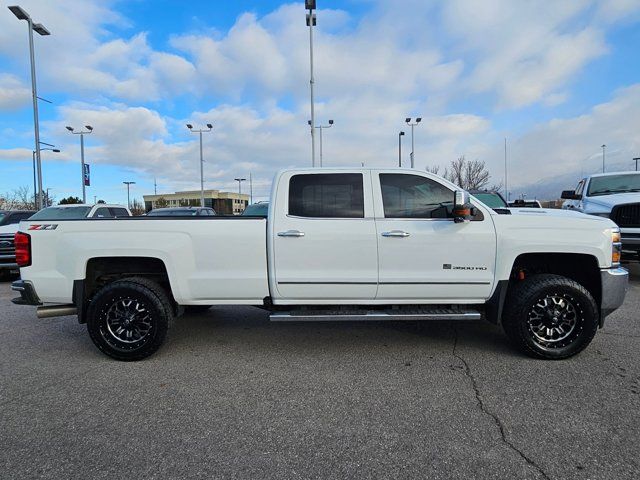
left=602, top=144, right=606, bottom=173
left=504, top=137, right=508, bottom=202
left=66, top=125, right=93, bottom=203
left=154, top=177, right=157, bottom=195
left=405, top=117, right=422, bottom=168
left=249, top=172, right=253, bottom=204
left=306, top=0, right=317, bottom=166
left=308, top=119, right=333, bottom=167
left=9, top=6, right=51, bottom=210
left=123, top=181, right=135, bottom=209
left=186, top=123, right=213, bottom=207
left=398, top=131, right=405, bottom=167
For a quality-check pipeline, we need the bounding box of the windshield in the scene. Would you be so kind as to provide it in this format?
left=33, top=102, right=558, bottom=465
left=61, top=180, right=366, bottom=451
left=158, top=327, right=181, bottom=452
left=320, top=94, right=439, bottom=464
left=587, top=174, right=640, bottom=196
left=242, top=203, right=269, bottom=216
left=29, top=206, right=92, bottom=220
left=471, top=193, right=507, bottom=208
left=147, top=209, right=198, bottom=216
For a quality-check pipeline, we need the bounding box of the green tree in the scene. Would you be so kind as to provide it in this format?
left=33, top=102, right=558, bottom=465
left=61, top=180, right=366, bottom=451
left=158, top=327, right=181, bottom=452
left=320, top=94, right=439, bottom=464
left=59, top=196, right=83, bottom=205
left=155, top=197, right=169, bottom=208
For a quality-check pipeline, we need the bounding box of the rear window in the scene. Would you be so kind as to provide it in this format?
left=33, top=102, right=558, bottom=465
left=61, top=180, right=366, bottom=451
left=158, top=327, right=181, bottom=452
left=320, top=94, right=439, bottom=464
left=29, top=206, right=92, bottom=220
left=110, top=208, right=130, bottom=217
left=288, top=174, right=364, bottom=218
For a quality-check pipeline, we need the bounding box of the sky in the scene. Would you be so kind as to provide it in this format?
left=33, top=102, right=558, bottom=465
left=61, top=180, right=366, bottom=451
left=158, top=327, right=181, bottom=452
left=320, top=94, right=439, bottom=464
left=0, top=0, right=639, bottom=205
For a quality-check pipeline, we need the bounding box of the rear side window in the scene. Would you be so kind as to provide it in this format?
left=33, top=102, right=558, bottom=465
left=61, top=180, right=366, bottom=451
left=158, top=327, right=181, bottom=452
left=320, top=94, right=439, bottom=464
left=110, top=208, right=129, bottom=217
left=289, top=173, right=364, bottom=218
left=94, top=207, right=113, bottom=218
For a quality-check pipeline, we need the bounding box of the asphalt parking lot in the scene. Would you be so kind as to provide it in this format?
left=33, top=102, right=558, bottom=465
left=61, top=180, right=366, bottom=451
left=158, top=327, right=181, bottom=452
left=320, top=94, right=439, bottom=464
left=1, top=268, right=639, bottom=480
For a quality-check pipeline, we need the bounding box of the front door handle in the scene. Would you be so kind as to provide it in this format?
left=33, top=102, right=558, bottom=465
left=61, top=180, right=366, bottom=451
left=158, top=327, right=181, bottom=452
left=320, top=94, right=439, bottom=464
left=382, top=230, right=410, bottom=238
left=278, top=230, right=305, bottom=237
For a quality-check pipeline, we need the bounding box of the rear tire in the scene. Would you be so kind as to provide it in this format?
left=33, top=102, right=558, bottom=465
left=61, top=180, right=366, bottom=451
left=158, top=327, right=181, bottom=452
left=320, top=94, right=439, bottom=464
left=87, top=277, right=172, bottom=361
left=502, top=274, right=598, bottom=360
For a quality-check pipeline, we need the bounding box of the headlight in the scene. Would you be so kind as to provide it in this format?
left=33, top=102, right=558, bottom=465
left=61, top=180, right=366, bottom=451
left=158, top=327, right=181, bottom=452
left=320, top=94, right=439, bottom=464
left=612, top=228, right=622, bottom=265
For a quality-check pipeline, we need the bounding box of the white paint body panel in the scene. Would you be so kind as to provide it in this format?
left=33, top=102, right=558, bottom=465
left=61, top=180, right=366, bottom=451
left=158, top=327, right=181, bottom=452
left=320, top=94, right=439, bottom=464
left=21, top=168, right=618, bottom=307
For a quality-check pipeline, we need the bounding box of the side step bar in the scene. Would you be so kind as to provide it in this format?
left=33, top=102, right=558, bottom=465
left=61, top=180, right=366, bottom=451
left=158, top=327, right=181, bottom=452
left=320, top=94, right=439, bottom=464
left=270, top=309, right=482, bottom=322
left=36, top=305, right=78, bottom=319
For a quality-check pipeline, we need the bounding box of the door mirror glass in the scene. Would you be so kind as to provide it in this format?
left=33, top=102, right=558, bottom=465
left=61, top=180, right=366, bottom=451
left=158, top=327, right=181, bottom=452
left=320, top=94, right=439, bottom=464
left=561, top=190, right=581, bottom=200
left=453, top=190, right=473, bottom=223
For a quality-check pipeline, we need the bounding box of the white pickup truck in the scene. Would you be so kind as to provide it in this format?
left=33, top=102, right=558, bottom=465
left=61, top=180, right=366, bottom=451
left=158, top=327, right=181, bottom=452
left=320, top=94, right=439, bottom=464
left=12, top=168, right=628, bottom=361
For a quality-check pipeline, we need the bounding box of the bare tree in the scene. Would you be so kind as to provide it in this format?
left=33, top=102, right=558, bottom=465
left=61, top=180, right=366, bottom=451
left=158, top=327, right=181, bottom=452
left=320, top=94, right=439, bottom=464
left=443, top=156, right=500, bottom=190
left=0, top=186, right=36, bottom=210
left=129, top=198, right=146, bottom=216
left=425, top=165, right=440, bottom=175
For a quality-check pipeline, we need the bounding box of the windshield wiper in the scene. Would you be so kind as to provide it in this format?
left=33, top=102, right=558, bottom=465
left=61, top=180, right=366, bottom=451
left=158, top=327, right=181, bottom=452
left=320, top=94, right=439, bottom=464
left=590, top=188, right=640, bottom=196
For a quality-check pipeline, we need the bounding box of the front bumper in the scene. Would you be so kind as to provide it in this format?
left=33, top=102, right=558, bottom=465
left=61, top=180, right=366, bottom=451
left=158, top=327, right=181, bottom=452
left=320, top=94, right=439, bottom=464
left=11, top=280, right=42, bottom=306
left=600, top=267, right=628, bottom=323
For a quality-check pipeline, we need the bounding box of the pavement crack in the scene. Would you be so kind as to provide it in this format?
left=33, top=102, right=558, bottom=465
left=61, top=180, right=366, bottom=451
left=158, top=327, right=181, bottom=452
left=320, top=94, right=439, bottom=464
left=451, top=327, right=552, bottom=480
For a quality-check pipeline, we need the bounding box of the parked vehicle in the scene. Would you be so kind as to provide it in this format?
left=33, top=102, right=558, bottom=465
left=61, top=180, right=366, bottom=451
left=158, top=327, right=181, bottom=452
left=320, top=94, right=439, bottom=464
left=241, top=201, right=269, bottom=217
left=12, top=168, right=627, bottom=361
left=562, top=172, right=640, bottom=252
left=29, top=204, right=132, bottom=220
left=468, top=190, right=509, bottom=211
left=0, top=210, right=36, bottom=279
left=146, top=206, right=216, bottom=216
left=509, top=199, right=542, bottom=208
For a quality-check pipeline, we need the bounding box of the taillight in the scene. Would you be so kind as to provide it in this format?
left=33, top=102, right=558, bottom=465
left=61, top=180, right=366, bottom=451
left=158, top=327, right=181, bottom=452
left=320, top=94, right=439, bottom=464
left=15, top=232, right=31, bottom=267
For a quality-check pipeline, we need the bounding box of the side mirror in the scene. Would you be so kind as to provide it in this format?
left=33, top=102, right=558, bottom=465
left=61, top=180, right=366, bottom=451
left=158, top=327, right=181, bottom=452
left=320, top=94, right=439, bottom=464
left=561, top=190, right=581, bottom=200
left=453, top=190, right=473, bottom=223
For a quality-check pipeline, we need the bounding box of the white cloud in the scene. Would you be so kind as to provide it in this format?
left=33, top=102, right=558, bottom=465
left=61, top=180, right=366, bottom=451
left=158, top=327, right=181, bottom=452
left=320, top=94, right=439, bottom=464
left=0, top=74, right=31, bottom=110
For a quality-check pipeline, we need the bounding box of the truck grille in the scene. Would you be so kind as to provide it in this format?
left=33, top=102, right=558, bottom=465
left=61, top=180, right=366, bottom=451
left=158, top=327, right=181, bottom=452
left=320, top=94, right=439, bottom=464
left=0, top=233, right=16, bottom=264
left=610, top=203, right=640, bottom=228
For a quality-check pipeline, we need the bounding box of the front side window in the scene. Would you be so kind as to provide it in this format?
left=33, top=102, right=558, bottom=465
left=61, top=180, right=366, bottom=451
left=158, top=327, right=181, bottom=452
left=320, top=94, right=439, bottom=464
left=575, top=179, right=585, bottom=196
left=94, top=207, right=113, bottom=218
left=289, top=173, right=364, bottom=218
left=380, top=174, right=453, bottom=218
left=110, top=208, right=129, bottom=217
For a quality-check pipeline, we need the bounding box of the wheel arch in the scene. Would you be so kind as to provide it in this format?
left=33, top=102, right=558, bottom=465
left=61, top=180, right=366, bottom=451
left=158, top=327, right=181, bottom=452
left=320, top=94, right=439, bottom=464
left=486, top=252, right=601, bottom=325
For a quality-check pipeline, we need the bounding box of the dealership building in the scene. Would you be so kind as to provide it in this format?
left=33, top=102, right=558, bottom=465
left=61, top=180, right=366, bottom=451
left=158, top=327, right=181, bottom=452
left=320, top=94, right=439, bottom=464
left=143, top=190, right=250, bottom=215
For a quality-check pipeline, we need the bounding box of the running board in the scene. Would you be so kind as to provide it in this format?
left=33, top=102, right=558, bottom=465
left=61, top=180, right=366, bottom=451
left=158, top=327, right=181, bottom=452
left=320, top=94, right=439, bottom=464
left=269, top=308, right=482, bottom=322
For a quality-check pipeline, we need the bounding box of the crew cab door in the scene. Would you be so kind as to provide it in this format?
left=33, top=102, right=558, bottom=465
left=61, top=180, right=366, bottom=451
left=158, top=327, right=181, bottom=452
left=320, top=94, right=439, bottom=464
left=373, top=172, right=496, bottom=302
left=271, top=171, right=378, bottom=301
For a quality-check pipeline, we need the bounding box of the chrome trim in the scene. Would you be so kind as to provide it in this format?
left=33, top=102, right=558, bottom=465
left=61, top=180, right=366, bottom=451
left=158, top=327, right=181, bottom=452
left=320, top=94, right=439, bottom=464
left=270, top=311, right=482, bottom=322
left=36, top=305, right=78, bottom=319
left=277, top=230, right=305, bottom=237
left=600, top=267, right=628, bottom=322
left=382, top=230, right=410, bottom=237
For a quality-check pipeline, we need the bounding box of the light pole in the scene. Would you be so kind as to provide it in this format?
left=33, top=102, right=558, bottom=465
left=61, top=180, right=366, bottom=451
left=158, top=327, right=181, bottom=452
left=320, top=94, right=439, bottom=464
left=187, top=123, right=213, bottom=207
left=66, top=125, right=93, bottom=203
left=308, top=119, right=333, bottom=167
left=405, top=117, right=422, bottom=168
left=234, top=178, right=246, bottom=195
left=32, top=145, right=60, bottom=208
left=123, top=181, right=135, bottom=209
left=9, top=5, right=51, bottom=210
left=634, top=157, right=640, bottom=171
left=398, top=131, right=405, bottom=167
left=602, top=144, right=606, bottom=173
left=306, top=0, right=317, bottom=166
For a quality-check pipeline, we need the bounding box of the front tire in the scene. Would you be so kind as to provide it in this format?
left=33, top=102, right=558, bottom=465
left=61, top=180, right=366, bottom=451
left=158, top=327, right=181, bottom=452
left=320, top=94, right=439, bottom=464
left=87, top=277, right=172, bottom=361
left=502, top=274, right=599, bottom=360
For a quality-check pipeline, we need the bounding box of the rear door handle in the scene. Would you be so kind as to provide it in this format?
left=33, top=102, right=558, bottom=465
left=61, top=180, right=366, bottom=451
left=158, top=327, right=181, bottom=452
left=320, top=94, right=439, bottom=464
left=278, top=230, right=305, bottom=237
left=382, top=230, right=410, bottom=238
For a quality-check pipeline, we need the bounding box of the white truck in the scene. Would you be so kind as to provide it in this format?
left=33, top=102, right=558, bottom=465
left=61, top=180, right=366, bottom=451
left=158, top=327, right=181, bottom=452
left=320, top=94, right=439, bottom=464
left=12, top=168, right=628, bottom=361
left=562, top=171, right=640, bottom=253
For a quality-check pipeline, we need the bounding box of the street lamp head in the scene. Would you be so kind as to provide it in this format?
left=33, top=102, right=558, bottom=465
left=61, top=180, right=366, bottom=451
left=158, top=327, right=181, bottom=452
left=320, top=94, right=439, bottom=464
left=305, top=0, right=317, bottom=10
left=328, top=119, right=334, bottom=125
left=399, top=131, right=405, bottom=136
left=52, top=149, right=60, bottom=153
left=85, top=125, right=93, bottom=131
left=405, top=118, right=411, bottom=123
left=65, top=126, right=74, bottom=132
left=8, top=5, right=29, bottom=20
left=308, top=120, right=312, bottom=126
left=206, top=123, right=213, bottom=129
left=186, top=124, right=193, bottom=129
left=32, top=23, right=50, bottom=36
left=416, top=117, right=422, bottom=123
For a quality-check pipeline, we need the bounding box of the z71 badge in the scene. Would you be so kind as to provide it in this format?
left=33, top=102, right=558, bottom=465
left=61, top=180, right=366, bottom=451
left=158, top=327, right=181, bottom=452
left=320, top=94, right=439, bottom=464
left=28, top=224, right=58, bottom=230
